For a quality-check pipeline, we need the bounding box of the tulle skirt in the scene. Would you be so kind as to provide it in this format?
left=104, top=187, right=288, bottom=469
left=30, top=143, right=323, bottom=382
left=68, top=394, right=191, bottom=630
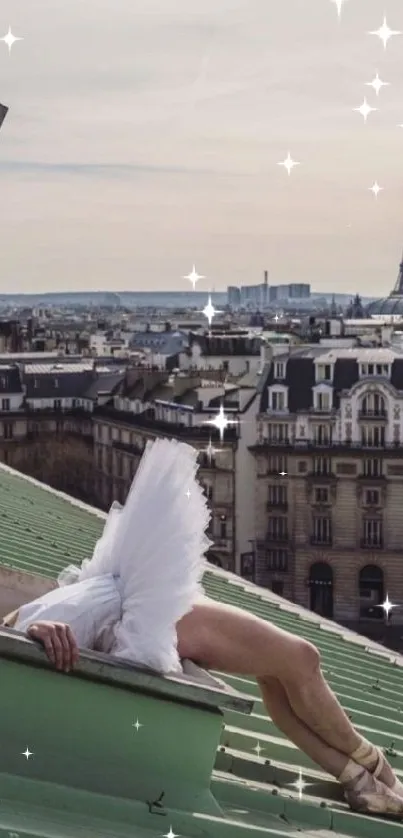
left=14, top=437, right=212, bottom=673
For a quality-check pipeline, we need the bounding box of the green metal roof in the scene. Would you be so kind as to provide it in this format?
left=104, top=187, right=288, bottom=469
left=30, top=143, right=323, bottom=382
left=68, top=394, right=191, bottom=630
left=1, top=461, right=403, bottom=837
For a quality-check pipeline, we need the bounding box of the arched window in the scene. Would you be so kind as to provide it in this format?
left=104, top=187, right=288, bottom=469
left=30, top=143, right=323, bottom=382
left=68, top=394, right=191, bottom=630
left=308, top=562, right=333, bottom=619
left=360, top=393, right=386, bottom=417
left=359, top=564, right=384, bottom=620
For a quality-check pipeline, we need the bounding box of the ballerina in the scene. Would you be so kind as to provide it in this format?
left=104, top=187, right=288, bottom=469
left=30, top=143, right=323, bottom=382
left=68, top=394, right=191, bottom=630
left=3, top=436, right=403, bottom=817
left=7, top=436, right=212, bottom=674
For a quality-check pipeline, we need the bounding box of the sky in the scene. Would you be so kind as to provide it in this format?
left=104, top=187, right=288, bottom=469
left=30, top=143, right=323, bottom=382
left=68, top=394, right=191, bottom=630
left=1, top=0, right=403, bottom=295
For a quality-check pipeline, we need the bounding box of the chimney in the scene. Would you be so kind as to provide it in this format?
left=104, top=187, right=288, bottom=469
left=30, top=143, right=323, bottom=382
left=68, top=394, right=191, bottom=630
left=264, top=270, right=268, bottom=286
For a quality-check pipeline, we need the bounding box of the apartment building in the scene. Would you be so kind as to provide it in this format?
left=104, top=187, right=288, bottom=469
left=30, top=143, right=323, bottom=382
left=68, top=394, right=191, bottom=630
left=251, top=346, right=403, bottom=633
left=92, top=368, right=240, bottom=571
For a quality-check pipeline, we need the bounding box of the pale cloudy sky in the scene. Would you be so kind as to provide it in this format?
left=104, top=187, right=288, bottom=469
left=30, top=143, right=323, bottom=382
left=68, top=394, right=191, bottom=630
left=1, top=0, right=403, bottom=295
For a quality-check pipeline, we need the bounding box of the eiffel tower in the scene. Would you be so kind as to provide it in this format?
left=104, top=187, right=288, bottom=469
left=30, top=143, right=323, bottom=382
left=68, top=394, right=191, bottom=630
left=390, top=249, right=403, bottom=297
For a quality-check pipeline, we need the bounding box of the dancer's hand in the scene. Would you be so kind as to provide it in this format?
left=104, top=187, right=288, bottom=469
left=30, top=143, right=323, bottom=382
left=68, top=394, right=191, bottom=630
left=26, top=620, right=79, bottom=672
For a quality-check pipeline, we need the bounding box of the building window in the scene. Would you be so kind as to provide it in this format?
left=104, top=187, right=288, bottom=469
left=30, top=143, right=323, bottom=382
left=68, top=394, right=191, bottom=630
left=54, top=399, right=62, bottom=410
left=314, top=487, right=329, bottom=504
left=361, top=426, right=385, bottom=447
left=3, top=423, right=13, bottom=440
left=363, top=458, right=382, bottom=477
left=271, top=580, right=284, bottom=596
left=312, top=456, right=331, bottom=475
left=359, top=565, right=384, bottom=619
left=312, top=517, right=332, bottom=544
left=361, top=364, right=389, bottom=377
left=274, top=362, right=285, bottom=380
left=313, top=424, right=332, bottom=446
left=267, top=423, right=289, bottom=442
left=267, top=455, right=287, bottom=474
left=267, top=517, right=288, bottom=541
left=266, top=550, right=288, bottom=572
left=268, top=484, right=287, bottom=506
left=54, top=378, right=59, bottom=388
left=219, top=514, right=227, bottom=539
left=271, top=391, right=286, bottom=411
left=1, top=398, right=10, bottom=411
left=315, top=391, right=331, bottom=411
left=362, top=519, right=383, bottom=548
left=365, top=489, right=380, bottom=506
left=360, top=393, right=386, bottom=417
left=316, top=364, right=332, bottom=383
left=97, top=448, right=103, bottom=469
left=202, top=483, right=213, bottom=502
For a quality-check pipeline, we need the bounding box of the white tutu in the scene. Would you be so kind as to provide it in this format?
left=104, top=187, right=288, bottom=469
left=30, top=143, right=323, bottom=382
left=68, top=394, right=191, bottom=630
left=14, top=437, right=212, bottom=674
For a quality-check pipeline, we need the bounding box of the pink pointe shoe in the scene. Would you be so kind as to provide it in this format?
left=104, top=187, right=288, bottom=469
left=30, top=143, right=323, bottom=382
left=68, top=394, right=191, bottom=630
left=341, top=762, right=403, bottom=817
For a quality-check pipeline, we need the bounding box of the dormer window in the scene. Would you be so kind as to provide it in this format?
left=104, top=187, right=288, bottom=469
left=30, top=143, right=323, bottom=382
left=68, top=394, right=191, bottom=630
left=316, top=364, right=332, bottom=383
left=360, top=363, right=389, bottom=377
left=274, top=362, right=285, bottom=380
left=54, top=378, right=59, bottom=388
left=271, top=390, right=287, bottom=411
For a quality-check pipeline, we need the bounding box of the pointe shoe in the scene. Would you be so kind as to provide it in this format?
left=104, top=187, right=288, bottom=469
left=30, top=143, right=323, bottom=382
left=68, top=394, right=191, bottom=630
left=373, top=749, right=403, bottom=799
left=343, top=766, right=403, bottom=817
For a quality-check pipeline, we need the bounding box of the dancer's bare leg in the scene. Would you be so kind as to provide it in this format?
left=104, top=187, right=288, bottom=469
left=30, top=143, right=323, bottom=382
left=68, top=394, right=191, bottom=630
left=177, top=599, right=403, bottom=813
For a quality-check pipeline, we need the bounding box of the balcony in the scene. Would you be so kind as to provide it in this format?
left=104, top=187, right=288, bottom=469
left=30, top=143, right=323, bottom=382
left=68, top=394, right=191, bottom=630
left=266, top=499, right=288, bottom=511
left=310, top=535, right=332, bottom=546
left=112, top=439, right=144, bottom=456
left=263, top=532, right=289, bottom=544
left=358, top=410, right=388, bottom=421
left=360, top=538, right=383, bottom=550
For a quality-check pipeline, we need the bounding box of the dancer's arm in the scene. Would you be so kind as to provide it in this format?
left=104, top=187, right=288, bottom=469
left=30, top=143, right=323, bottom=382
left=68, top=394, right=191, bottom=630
left=2, top=610, right=78, bottom=671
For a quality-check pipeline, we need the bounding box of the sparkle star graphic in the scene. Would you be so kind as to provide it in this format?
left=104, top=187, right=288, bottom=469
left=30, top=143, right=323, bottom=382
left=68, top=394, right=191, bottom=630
left=163, top=829, right=179, bottom=838
left=375, top=593, right=398, bottom=620
left=279, top=471, right=288, bottom=477
left=288, top=768, right=311, bottom=800
left=183, top=265, right=204, bottom=290
left=204, top=402, right=237, bottom=443
left=0, top=26, right=23, bottom=53
left=368, top=17, right=402, bottom=49
left=202, top=438, right=221, bottom=464
left=366, top=72, right=390, bottom=97
left=185, top=488, right=191, bottom=500
left=202, top=294, right=223, bottom=328
left=369, top=181, right=383, bottom=198
left=331, top=0, right=348, bottom=18
left=132, top=719, right=143, bottom=732
left=353, top=98, right=377, bottom=122
left=253, top=741, right=264, bottom=757
left=278, top=152, right=300, bottom=176
left=21, top=748, right=33, bottom=760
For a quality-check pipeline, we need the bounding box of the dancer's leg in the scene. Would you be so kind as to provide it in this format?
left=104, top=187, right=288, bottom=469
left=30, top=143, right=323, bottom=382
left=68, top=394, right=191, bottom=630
left=177, top=600, right=402, bottom=806
left=257, top=675, right=349, bottom=777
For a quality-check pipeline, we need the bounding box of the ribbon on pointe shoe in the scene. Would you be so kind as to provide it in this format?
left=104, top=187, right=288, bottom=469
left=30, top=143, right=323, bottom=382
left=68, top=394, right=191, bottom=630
left=339, top=760, right=403, bottom=817
left=373, top=750, right=403, bottom=799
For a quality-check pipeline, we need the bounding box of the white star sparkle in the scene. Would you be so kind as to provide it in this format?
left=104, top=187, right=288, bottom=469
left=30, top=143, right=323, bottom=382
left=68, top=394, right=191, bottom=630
left=202, top=294, right=223, bottom=327
left=202, top=438, right=221, bottom=465
left=354, top=98, right=377, bottom=122
left=368, top=17, right=402, bottom=50
left=204, top=403, right=237, bottom=443
left=253, top=741, right=264, bottom=758
left=163, top=829, right=179, bottom=838
left=21, top=748, right=33, bottom=760
left=278, top=152, right=300, bottom=176
left=375, top=593, right=398, bottom=620
left=331, top=0, right=348, bottom=18
left=274, top=314, right=280, bottom=322
left=288, top=768, right=311, bottom=800
left=369, top=182, right=383, bottom=198
left=0, top=26, right=23, bottom=53
left=132, top=719, right=143, bottom=732
left=185, top=488, right=191, bottom=500
left=366, top=72, right=390, bottom=97
left=279, top=471, right=288, bottom=477
left=184, top=265, right=204, bottom=290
